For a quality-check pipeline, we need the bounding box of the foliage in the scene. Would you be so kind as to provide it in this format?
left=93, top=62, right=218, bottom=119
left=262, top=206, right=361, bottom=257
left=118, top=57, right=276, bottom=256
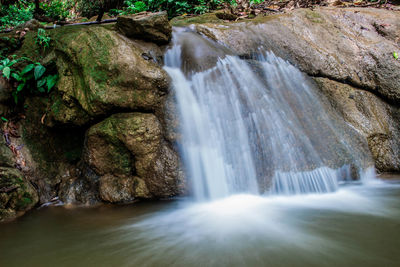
left=0, top=37, right=22, bottom=58
left=0, top=56, right=58, bottom=104
left=77, top=0, right=102, bottom=18
left=0, top=0, right=267, bottom=26
left=394, top=52, right=399, bottom=60
left=35, top=28, right=51, bottom=50
left=40, top=0, right=76, bottom=20
left=0, top=0, right=34, bottom=30
left=107, top=0, right=230, bottom=17
left=77, top=0, right=126, bottom=18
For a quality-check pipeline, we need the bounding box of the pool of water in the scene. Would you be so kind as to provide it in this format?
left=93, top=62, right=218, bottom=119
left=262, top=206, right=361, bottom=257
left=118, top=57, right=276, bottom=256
left=1, top=179, right=400, bottom=267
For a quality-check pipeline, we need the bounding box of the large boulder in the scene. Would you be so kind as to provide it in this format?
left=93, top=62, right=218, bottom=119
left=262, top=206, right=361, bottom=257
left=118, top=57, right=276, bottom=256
left=37, top=25, right=170, bottom=127
left=194, top=8, right=400, bottom=102
left=80, top=112, right=185, bottom=203
left=5, top=17, right=183, bottom=210
left=314, top=78, right=400, bottom=172
left=117, top=12, right=172, bottom=45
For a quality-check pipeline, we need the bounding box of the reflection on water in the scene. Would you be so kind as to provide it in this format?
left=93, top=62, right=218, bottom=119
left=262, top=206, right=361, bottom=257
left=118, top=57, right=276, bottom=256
left=1, top=180, right=400, bottom=267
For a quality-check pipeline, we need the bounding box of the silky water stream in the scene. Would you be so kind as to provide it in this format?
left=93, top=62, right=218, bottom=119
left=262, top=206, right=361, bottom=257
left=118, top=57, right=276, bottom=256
left=1, top=29, right=399, bottom=267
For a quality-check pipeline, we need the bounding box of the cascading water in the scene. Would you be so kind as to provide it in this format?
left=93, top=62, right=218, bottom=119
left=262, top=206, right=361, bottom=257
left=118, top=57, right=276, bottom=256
left=164, top=30, right=373, bottom=200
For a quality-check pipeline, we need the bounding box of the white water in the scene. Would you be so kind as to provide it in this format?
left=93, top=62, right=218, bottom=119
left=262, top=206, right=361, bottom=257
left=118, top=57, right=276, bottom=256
left=164, top=31, right=373, bottom=200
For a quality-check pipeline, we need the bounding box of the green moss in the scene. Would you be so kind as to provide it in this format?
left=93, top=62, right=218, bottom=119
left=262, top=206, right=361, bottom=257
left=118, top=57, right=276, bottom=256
left=50, top=97, right=62, bottom=115
left=16, top=31, right=40, bottom=60
left=305, top=10, right=325, bottom=24
left=15, top=193, right=33, bottom=210
left=171, top=13, right=223, bottom=27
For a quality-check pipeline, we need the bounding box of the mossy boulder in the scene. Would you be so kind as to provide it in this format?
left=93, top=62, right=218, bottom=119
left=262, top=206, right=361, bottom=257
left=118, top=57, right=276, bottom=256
left=117, top=11, right=172, bottom=45
left=43, top=25, right=169, bottom=127
left=80, top=112, right=184, bottom=203
left=0, top=167, right=38, bottom=222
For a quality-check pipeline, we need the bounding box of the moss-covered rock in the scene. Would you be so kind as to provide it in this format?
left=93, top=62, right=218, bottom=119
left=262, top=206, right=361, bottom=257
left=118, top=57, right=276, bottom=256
left=0, top=167, right=38, bottom=222
left=171, top=12, right=223, bottom=27
left=0, top=136, right=14, bottom=168
left=41, top=25, right=169, bottom=127
left=79, top=112, right=185, bottom=203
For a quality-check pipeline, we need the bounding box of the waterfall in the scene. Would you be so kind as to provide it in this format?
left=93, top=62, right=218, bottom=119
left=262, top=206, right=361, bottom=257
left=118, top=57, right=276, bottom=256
left=164, top=30, right=373, bottom=200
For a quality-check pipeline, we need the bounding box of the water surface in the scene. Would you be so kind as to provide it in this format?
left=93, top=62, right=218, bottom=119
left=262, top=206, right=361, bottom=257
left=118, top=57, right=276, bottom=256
left=1, top=180, right=399, bottom=267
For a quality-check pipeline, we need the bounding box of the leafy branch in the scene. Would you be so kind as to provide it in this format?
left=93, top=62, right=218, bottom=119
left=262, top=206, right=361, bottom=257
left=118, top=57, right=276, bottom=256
left=0, top=56, right=58, bottom=104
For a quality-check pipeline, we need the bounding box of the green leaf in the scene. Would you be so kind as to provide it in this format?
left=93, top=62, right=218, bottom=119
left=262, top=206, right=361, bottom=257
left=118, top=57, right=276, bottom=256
left=3, top=66, right=11, bottom=79
left=37, top=78, right=46, bottom=88
left=21, top=64, right=35, bottom=75
left=394, top=52, right=399, bottom=60
left=8, top=59, right=18, bottom=66
left=46, top=74, right=58, bottom=92
left=11, top=72, right=20, bottom=81
left=34, top=65, right=46, bottom=80
left=17, top=82, right=25, bottom=92
left=37, top=87, right=45, bottom=93
left=1, top=116, right=8, bottom=122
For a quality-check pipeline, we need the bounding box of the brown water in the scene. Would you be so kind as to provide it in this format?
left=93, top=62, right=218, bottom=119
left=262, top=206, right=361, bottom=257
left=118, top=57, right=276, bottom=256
left=1, top=180, right=400, bottom=267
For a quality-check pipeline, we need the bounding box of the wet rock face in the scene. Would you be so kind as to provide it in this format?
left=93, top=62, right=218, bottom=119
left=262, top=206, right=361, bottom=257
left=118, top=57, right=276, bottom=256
left=314, top=78, right=400, bottom=172
left=117, top=12, right=172, bottom=45
left=194, top=8, right=400, bottom=102
left=82, top=113, right=184, bottom=203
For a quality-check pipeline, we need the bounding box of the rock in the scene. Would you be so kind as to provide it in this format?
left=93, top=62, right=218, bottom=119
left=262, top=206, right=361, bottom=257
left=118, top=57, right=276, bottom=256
left=0, top=136, right=14, bottom=168
left=193, top=7, right=400, bottom=102
left=0, top=167, right=38, bottom=222
left=314, top=77, right=400, bottom=172
left=40, top=25, right=169, bottom=127
left=0, top=77, right=13, bottom=116
left=215, top=12, right=238, bottom=21
left=9, top=22, right=184, bottom=209
left=170, top=30, right=233, bottom=74
left=16, top=97, right=85, bottom=204
left=15, top=19, right=42, bottom=31
left=81, top=112, right=184, bottom=203
left=117, top=12, right=172, bottom=45
left=0, top=77, right=12, bottom=103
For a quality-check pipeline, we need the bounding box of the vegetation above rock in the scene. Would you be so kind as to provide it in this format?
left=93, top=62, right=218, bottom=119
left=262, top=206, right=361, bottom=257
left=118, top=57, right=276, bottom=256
left=1, top=0, right=398, bottom=32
